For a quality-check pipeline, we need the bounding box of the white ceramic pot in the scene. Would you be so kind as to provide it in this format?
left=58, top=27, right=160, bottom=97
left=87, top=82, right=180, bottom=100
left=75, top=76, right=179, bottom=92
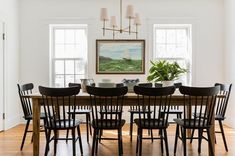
left=162, top=80, right=174, bottom=87
left=80, top=79, right=94, bottom=92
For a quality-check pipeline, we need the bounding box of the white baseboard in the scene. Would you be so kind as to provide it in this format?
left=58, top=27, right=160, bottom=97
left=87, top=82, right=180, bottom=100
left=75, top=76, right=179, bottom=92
left=4, top=116, right=21, bottom=130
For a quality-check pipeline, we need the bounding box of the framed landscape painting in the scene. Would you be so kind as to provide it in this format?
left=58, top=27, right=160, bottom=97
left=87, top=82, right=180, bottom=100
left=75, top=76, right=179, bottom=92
left=96, top=40, right=145, bottom=74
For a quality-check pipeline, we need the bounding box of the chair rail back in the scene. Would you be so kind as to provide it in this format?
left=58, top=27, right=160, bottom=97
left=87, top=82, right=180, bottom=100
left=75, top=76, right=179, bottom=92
left=87, top=86, right=128, bottom=128
left=17, top=83, right=34, bottom=118
left=130, top=83, right=153, bottom=110
left=179, top=86, right=220, bottom=127
left=39, top=86, right=80, bottom=129
left=214, top=83, right=232, bottom=118
left=134, top=86, right=175, bottom=127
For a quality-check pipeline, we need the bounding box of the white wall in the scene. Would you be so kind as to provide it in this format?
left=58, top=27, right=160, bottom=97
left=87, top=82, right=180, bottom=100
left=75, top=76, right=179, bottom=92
left=224, top=0, right=235, bottom=128
left=0, top=0, right=20, bottom=129
left=19, top=0, right=224, bottom=87
left=19, top=0, right=225, bottom=123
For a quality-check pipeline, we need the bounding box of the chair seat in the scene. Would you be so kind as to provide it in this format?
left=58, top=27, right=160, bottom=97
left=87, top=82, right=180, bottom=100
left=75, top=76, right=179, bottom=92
left=45, top=119, right=80, bottom=129
left=24, top=113, right=46, bottom=120
left=174, top=118, right=211, bottom=128
left=194, top=113, right=225, bottom=121
left=128, top=109, right=153, bottom=113
left=134, top=119, right=168, bottom=129
left=215, top=114, right=226, bottom=120
left=67, top=109, right=91, bottom=114
left=92, top=119, right=125, bottom=129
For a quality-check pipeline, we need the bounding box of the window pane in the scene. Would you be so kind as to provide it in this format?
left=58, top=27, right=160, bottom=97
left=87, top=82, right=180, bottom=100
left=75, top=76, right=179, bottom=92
left=75, top=60, right=85, bottom=74
left=65, top=45, right=75, bottom=58
left=177, top=29, right=187, bottom=44
left=75, top=29, right=86, bottom=44
left=74, top=45, right=80, bottom=58
left=175, top=46, right=187, bottom=57
left=55, top=75, right=64, bottom=87
left=55, top=29, right=64, bottom=44
left=55, top=60, right=64, bottom=74
left=65, top=60, right=74, bottom=74
left=166, top=45, right=176, bottom=57
left=55, top=45, right=65, bottom=58
left=65, top=75, right=75, bottom=86
left=65, top=29, right=75, bottom=44
left=75, top=75, right=85, bottom=83
left=166, top=29, right=176, bottom=43
left=156, top=44, right=166, bottom=57
left=156, top=29, right=166, bottom=43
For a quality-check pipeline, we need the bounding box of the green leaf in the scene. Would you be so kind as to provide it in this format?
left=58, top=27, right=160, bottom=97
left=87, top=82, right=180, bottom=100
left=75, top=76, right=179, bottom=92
left=147, top=60, right=188, bottom=82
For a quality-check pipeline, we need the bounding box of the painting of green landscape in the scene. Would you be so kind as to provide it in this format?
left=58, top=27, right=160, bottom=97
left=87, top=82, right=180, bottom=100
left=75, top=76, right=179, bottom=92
left=96, top=40, right=145, bottom=74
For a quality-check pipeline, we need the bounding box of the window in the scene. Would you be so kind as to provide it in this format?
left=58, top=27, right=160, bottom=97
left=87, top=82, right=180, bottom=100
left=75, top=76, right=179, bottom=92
left=153, top=24, right=192, bottom=85
left=50, top=24, right=88, bottom=87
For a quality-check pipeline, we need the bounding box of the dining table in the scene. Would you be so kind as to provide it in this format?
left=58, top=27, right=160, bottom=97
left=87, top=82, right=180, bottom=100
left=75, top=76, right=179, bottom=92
left=27, top=91, right=218, bottom=156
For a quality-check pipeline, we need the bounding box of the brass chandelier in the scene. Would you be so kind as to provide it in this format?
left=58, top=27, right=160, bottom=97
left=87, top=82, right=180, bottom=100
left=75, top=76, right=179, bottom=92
left=100, top=0, right=141, bottom=39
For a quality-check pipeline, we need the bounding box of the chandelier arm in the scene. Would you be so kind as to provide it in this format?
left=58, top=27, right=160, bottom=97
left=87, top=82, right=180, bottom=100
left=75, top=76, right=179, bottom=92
left=103, top=28, right=122, bottom=32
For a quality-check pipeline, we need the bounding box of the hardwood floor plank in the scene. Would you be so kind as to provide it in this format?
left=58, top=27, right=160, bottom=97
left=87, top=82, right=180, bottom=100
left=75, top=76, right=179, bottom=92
left=0, top=124, right=234, bottom=156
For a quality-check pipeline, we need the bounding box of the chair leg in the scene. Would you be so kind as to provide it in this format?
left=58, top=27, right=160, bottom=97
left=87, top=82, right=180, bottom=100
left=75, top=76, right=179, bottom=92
left=86, top=114, right=89, bottom=143
left=99, top=129, right=102, bottom=143
left=66, top=129, right=69, bottom=143
left=160, top=129, right=164, bottom=154
left=182, top=128, right=187, bottom=156
left=20, top=120, right=30, bottom=150
left=95, top=129, right=99, bottom=154
left=77, top=125, right=83, bottom=154
left=88, top=113, right=92, bottom=136
left=198, top=129, right=203, bottom=153
left=151, top=129, right=154, bottom=142
left=120, top=129, right=123, bottom=154
left=118, top=129, right=122, bottom=156
left=43, top=119, right=48, bottom=140
left=138, top=129, right=143, bottom=156
left=31, top=132, right=34, bottom=143
left=136, top=128, right=140, bottom=154
left=190, top=129, right=195, bottom=143
left=44, top=129, right=51, bottom=156
left=91, top=129, right=97, bottom=156
left=72, top=128, right=76, bottom=156
left=174, top=124, right=179, bottom=154
left=207, top=128, right=214, bottom=156
left=163, top=129, right=169, bottom=156
left=219, top=120, right=228, bottom=151
left=130, top=113, right=133, bottom=141
left=53, top=130, right=58, bottom=155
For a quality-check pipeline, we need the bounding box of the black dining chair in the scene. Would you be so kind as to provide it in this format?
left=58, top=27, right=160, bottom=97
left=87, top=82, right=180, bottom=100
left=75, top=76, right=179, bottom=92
left=17, top=83, right=47, bottom=150
left=190, top=83, right=232, bottom=151
left=87, top=85, right=128, bottom=156
left=66, top=83, right=92, bottom=143
left=128, top=83, right=153, bottom=141
left=39, top=86, right=83, bottom=156
left=134, top=85, right=176, bottom=156
left=174, top=86, right=220, bottom=156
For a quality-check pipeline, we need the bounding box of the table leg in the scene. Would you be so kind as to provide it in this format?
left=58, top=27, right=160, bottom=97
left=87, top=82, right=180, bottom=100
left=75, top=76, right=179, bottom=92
left=33, top=98, right=41, bottom=156
left=209, top=116, right=215, bottom=156
left=186, top=106, right=192, bottom=137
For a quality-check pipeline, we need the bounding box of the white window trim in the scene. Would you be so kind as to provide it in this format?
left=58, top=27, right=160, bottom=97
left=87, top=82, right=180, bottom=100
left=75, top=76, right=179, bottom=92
left=49, top=24, right=88, bottom=87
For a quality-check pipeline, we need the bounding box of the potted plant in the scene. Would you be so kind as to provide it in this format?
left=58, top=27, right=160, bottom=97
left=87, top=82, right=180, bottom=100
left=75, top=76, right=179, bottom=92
left=147, top=60, right=188, bottom=86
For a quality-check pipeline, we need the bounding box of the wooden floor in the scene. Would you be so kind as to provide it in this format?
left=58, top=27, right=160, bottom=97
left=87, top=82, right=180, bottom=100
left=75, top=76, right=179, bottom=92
left=0, top=124, right=235, bottom=156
